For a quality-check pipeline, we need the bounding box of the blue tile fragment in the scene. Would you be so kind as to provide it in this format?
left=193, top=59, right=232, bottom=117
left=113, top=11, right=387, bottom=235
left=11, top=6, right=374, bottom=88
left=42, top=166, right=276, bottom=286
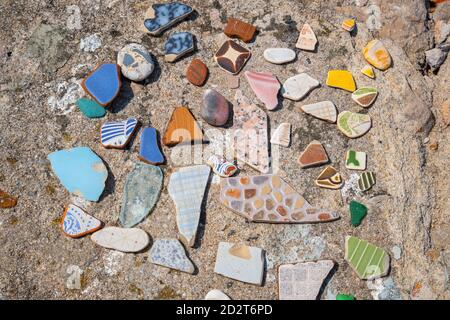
left=144, top=3, right=193, bottom=35
left=164, top=32, right=194, bottom=62
left=139, top=127, right=164, bottom=165
left=82, top=63, right=121, bottom=106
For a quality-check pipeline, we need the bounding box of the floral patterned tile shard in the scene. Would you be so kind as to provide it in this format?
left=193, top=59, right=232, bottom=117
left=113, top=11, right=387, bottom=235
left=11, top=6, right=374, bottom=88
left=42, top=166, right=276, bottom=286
left=164, top=32, right=194, bottom=62
left=139, top=127, right=164, bottom=165
left=101, top=118, right=139, bottom=149
left=149, top=238, right=195, bottom=274
left=0, top=189, right=17, bottom=209
left=345, top=150, right=367, bottom=170
left=278, top=260, right=335, bottom=300
left=205, top=290, right=231, bottom=300
left=270, top=123, right=291, bottom=147
left=207, top=155, right=238, bottom=178
left=62, top=204, right=102, bottom=238
left=228, top=90, right=270, bottom=173
left=297, top=140, right=329, bottom=168
left=245, top=71, right=280, bottom=110
left=281, top=73, right=320, bottom=101
left=352, top=87, right=378, bottom=107
left=214, top=242, right=265, bottom=285
left=300, top=101, right=337, bottom=123
left=91, top=227, right=150, bottom=253
left=345, top=236, right=390, bottom=280
left=296, top=23, right=317, bottom=51
left=119, top=163, right=163, bottom=228
left=162, top=106, right=204, bottom=146
left=315, top=166, right=344, bottom=190
left=143, top=2, right=193, bottom=36
left=168, top=165, right=210, bottom=246
left=224, top=18, right=256, bottom=43
left=337, top=111, right=372, bottom=138
left=214, top=40, right=251, bottom=75
left=220, top=174, right=339, bottom=223
left=81, top=63, right=121, bottom=106
left=47, top=147, right=108, bottom=202
left=358, top=171, right=376, bottom=191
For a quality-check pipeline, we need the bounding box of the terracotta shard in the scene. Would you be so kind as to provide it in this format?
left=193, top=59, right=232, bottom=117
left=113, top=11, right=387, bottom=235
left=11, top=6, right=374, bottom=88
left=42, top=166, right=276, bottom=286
left=224, top=18, right=256, bottom=43
left=245, top=71, right=280, bottom=110
left=315, top=166, right=343, bottom=190
left=296, top=23, right=317, bottom=51
left=0, top=189, right=17, bottom=208
left=162, top=106, right=204, bottom=146
left=214, top=40, right=251, bottom=75
left=220, top=174, right=340, bottom=223
left=297, top=141, right=329, bottom=168
left=186, top=59, right=208, bottom=86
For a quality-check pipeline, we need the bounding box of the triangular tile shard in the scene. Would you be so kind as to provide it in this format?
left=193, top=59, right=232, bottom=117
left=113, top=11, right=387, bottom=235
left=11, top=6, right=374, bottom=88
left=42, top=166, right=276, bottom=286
left=296, top=23, right=317, bottom=51
left=352, top=87, right=378, bottom=108
left=345, top=236, right=390, bottom=280
left=143, top=3, right=193, bottom=36
left=278, top=260, right=335, bottom=300
left=245, top=71, right=281, bottom=110
left=220, top=174, right=339, bottom=223
left=300, top=101, right=337, bottom=123
left=162, top=106, right=204, bottom=146
left=168, top=165, right=210, bottom=247
left=81, top=63, right=122, bottom=106
left=315, top=166, right=344, bottom=190
left=149, top=238, right=195, bottom=274
left=297, top=140, right=329, bottom=168
left=61, top=204, right=102, bottom=238
left=270, top=123, right=291, bottom=147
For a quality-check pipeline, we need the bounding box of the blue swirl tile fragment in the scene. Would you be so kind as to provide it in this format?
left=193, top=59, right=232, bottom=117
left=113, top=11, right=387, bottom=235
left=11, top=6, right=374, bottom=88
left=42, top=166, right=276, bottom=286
left=164, top=32, right=194, bottom=62
left=144, top=2, right=193, bottom=35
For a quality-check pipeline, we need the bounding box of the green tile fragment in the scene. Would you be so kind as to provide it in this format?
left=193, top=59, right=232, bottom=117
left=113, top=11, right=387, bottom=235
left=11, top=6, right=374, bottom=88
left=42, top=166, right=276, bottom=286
left=336, top=293, right=356, bottom=300
left=349, top=200, right=367, bottom=227
left=76, top=98, right=106, bottom=118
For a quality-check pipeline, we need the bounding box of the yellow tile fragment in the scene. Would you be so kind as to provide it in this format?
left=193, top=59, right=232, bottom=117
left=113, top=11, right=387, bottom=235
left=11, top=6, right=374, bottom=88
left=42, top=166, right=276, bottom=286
left=342, top=19, right=355, bottom=32
left=361, top=65, right=375, bottom=79
left=326, top=70, right=356, bottom=92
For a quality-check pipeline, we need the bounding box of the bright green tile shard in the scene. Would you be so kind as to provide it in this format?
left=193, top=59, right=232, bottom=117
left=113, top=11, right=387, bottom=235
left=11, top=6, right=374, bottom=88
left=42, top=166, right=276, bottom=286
left=336, top=293, right=356, bottom=300
left=76, top=98, right=106, bottom=118
left=345, top=236, right=390, bottom=280
left=349, top=200, right=367, bottom=227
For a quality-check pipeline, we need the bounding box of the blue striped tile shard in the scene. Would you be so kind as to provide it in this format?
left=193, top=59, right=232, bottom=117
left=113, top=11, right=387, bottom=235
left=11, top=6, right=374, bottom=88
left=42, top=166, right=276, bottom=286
left=144, top=3, right=193, bottom=35
left=164, top=32, right=194, bottom=62
left=139, top=127, right=164, bottom=164
left=101, top=118, right=138, bottom=149
left=82, top=63, right=122, bottom=106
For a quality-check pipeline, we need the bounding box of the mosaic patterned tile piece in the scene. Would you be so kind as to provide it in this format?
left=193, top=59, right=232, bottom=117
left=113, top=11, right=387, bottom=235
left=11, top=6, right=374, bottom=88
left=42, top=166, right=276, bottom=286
left=214, top=40, right=251, bottom=75
left=220, top=174, right=339, bottom=223
left=207, top=155, right=238, bottom=178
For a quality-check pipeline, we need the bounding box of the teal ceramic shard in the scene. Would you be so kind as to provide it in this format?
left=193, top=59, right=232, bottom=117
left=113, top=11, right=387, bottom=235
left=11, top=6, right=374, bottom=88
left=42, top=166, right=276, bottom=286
left=76, top=98, right=106, bottom=118
left=48, top=147, right=108, bottom=201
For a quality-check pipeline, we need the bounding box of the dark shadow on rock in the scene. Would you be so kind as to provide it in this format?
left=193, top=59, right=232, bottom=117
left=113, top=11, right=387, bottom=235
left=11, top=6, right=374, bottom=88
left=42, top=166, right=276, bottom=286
left=221, top=101, right=234, bottom=128
left=350, top=24, right=358, bottom=37
left=192, top=171, right=213, bottom=249
left=98, top=158, right=115, bottom=202
left=109, top=79, right=134, bottom=114
left=142, top=52, right=162, bottom=85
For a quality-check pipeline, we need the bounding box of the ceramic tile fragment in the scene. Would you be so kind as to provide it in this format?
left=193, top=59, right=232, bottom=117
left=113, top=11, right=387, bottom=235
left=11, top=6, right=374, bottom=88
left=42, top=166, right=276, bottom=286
left=326, top=70, right=356, bottom=92
left=207, top=155, right=238, bottom=177
left=119, top=163, right=163, bottom=228
left=117, top=43, right=154, bottom=81
left=139, top=127, right=164, bottom=165
left=358, top=171, right=376, bottom=191
left=352, top=87, right=378, bottom=107
left=336, top=293, right=356, bottom=300
left=186, top=59, right=208, bottom=86
left=296, top=23, right=317, bottom=51
left=363, top=39, right=392, bottom=70
left=48, top=147, right=108, bottom=202
left=300, top=101, right=337, bottom=123
left=270, top=123, right=291, bottom=147
left=315, top=166, right=343, bottom=189
left=278, top=260, right=334, bottom=300
left=349, top=200, right=367, bottom=227
left=345, top=150, right=366, bottom=170
left=168, top=165, right=210, bottom=246
left=345, top=235, right=390, bottom=280
left=162, top=106, right=204, bottom=146
left=337, top=111, right=372, bottom=138
left=205, top=290, right=231, bottom=300
left=220, top=174, right=339, bottom=223
left=201, top=89, right=230, bottom=126
left=81, top=63, right=121, bottom=106
left=342, top=19, right=356, bottom=32
left=164, top=32, right=194, bottom=62
left=214, top=242, right=264, bottom=285
left=143, top=3, right=193, bottom=36
left=91, top=227, right=150, bottom=252
left=263, top=48, right=296, bottom=64
left=245, top=71, right=280, bottom=110
left=0, top=189, right=17, bottom=209
left=76, top=98, right=106, bottom=118
left=214, top=40, right=251, bottom=75
left=101, top=118, right=139, bottom=149
left=361, top=65, right=375, bottom=79
left=62, top=204, right=102, bottom=238
left=224, top=18, right=256, bottom=43
left=282, top=73, right=319, bottom=101
left=297, top=140, right=329, bottom=168
left=149, top=238, right=195, bottom=274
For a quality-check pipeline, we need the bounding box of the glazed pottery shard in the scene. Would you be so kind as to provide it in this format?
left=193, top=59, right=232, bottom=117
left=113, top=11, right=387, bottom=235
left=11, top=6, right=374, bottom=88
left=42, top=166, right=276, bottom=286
left=228, top=90, right=269, bottom=173
left=207, top=155, right=238, bottom=178
left=219, top=174, right=339, bottom=223
left=205, top=290, right=231, bottom=300
left=201, top=89, right=230, bottom=126
left=214, top=242, right=264, bottom=285
left=296, top=23, right=317, bottom=51
left=168, top=165, right=210, bottom=246
left=245, top=71, right=280, bottom=110
left=352, top=87, right=378, bottom=107
left=336, top=293, right=356, bottom=300
left=297, top=140, right=329, bottom=168
left=81, top=63, right=121, bottom=106
left=76, top=98, right=106, bottom=118
left=270, top=123, right=291, bottom=147
left=337, top=111, right=372, bottom=138
left=101, top=118, right=138, bottom=149
left=315, top=166, right=343, bottom=190
left=186, top=59, right=208, bottom=86
left=164, top=32, right=194, bottom=62
left=224, top=18, right=256, bottom=43
left=263, top=48, right=296, bottom=64
left=326, top=70, right=356, bottom=92
left=144, top=2, right=193, bottom=35
left=281, top=73, right=320, bottom=101
left=119, top=163, right=163, bottom=228
left=361, top=65, right=375, bottom=79
left=139, top=127, right=164, bottom=165
left=48, top=147, right=108, bottom=202
left=214, top=40, right=251, bottom=75
left=345, top=150, right=367, bottom=170
left=149, top=238, right=195, bottom=274
left=300, top=101, right=337, bottom=123
left=162, top=106, right=204, bottom=146
left=91, top=227, right=150, bottom=252
left=342, top=19, right=356, bottom=32
left=345, top=235, right=390, bottom=280
left=358, top=171, right=376, bottom=191
left=363, top=39, right=392, bottom=70
left=349, top=200, right=367, bottom=227
left=0, top=189, right=17, bottom=208
left=62, top=204, right=102, bottom=238
left=117, top=43, right=154, bottom=82
left=278, top=260, right=334, bottom=300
